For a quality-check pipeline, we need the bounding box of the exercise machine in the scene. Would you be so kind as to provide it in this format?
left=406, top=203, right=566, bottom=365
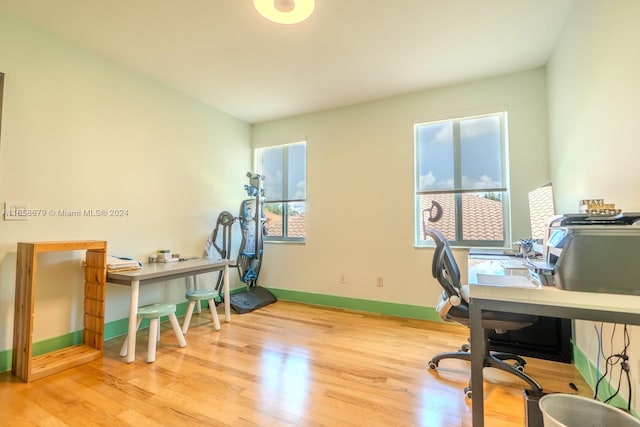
left=207, top=172, right=277, bottom=313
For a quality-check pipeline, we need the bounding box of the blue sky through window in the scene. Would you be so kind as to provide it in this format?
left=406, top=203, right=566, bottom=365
left=259, top=142, right=306, bottom=202
left=417, top=115, right=502, bottom=191
left=262, top=148, right=284, bottom=200
left=287, top=143, right=306, bottom=200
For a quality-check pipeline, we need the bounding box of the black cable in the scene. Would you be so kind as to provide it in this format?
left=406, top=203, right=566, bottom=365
left=593, top=323, right=630, bottom=403
left=594, top=353, right=620, bottom=399
left=595, top=322, right=605, bottom=398
left=594, top=353, right=615, bottom=398
left=614, top=325, right=631, bottom=410
left=626, top=363, right=632, bottom=411
left=608, top=324, right=618, bottom=398
left=623, top=325, right=631, bottom=411
left=603, top=362, right=623, bottom=403
left=593, top=322, right=615, bottom=399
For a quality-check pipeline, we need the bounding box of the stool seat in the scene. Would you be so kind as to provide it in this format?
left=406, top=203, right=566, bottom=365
left=182, top=288, right=221, bottom=334
left=185, top=289, right=218, bottom=301
left=120, top=302, right=186, bottom=363
left=137, top=303, right=177, bottom=319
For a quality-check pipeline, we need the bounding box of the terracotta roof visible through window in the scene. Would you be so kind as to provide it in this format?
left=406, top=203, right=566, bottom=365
left=263, top=194, right=502, bottom=241
left=264, top=210, right=306, bottom=238
left=419, top=193, right=504, bottom=241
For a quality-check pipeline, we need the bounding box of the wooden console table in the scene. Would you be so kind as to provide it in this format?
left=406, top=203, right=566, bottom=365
left=12, top=240, right=107, bottom=382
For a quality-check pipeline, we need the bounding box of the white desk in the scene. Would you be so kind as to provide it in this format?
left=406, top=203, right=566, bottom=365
left=468, top=273, right=640, bottom=426
left=107, top=258, right=230, bottom=363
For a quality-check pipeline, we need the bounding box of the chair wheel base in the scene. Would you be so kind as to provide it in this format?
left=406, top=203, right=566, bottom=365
left=464, top=386, right=472, bottom=399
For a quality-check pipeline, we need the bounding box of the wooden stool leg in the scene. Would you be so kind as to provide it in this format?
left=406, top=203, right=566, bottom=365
left=182, top=300, right=196, bottom=334
left=208, top=299, right=221, bottom=331
left=169, top=313, right=187, bottom=348
left=120, top=317, right=142, bottom=357
left=147, top=318, right=159, bottom=363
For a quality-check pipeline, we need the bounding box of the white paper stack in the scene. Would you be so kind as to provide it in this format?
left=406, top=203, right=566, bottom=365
left=106, top=256, right=141, bottom=272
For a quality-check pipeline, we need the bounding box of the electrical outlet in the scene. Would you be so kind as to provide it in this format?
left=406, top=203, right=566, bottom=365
left=4, top=202, right=30, bottom=221
left=339, top=272, right=347, bottom=284
left=376, top=276, right=384, bottom=287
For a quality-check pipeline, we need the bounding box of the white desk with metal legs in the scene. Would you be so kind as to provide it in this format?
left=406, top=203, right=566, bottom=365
left=107, top=258, right=231, bottom=363
left=468, top=277, right=640, bottom=426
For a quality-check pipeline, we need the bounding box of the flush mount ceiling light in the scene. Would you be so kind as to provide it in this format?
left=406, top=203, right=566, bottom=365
left=253, top=0, right=315, bottom=25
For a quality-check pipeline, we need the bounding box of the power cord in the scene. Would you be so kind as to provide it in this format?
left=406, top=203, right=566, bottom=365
left=593, top=324, right=631, bottom=412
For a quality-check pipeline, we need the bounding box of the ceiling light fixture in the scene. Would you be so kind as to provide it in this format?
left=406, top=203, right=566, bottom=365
left=253, top=0, right=315, bottom=25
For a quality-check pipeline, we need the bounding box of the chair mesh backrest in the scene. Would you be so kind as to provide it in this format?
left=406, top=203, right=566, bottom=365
left=425, top=229, right=463, bottom=320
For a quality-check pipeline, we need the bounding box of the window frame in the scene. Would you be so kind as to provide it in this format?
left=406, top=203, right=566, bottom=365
left=414, top=111, right=511, bottom=248
left=254, top=141, right=307, bottom=243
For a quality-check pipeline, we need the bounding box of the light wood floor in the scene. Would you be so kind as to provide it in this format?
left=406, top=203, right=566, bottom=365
left=0, top=301, right=591, bottom=426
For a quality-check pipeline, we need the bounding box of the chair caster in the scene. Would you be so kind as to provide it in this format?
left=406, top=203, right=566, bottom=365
left=428, top=360, right=438, bottom=370
left=460, top=344, right=470, bottom=352
left=464, top=386, right=472, bottom=399
left=514, top=363, right=525, bottom=372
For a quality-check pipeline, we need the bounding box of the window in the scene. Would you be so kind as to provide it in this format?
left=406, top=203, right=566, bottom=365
left=414, top=112, right=510, bottom=247
left=255, top=141, right=307, bottom=242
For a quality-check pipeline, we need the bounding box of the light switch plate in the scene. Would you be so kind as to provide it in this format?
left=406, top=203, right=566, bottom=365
left=4, top=202, right=30, bottom=220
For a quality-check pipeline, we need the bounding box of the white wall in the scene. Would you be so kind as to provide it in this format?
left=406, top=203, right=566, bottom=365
left=0, top=12, right=251, bottom=350
left=547, top=0, right=640, bottom=411
left=253, top=69, right=550, bottom=308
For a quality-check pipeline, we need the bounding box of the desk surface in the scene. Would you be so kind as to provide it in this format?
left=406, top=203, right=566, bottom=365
left=470, top=272, right=640, bottom=315
left=468, top=260, right=640, bottom=426
left=107, top=258, right=229, bottom=285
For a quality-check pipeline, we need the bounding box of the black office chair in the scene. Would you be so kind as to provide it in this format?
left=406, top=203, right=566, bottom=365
left=425, top=228, right=543, bottom=399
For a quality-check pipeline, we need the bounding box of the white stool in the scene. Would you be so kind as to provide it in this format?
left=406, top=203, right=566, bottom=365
left=182, top=289, right=221, bottom=334
left=120, top=303, right=187, bottom=363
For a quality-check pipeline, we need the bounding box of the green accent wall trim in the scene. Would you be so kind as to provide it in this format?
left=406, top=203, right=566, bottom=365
left=0, top=350, right=11, bottom=374
left=0, top=301, right=195, bottom=373
left=104, top=300, right=194, bottom=340
left=573, top=343, right=638, bottom=418
left=32, top=331, right=84, bottom=356
left=0, top=330, right=86, bottom=373
left=267, top=287, right=441, bottom=322
left=104, top=294, right=236, bottom=339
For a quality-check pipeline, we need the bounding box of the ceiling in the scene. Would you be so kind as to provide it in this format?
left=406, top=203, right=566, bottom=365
left=0, top=0, right=577, bottom=124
